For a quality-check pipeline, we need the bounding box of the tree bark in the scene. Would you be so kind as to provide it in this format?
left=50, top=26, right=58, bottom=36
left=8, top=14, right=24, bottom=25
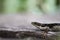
left=0, top=30, right=46, bottom=38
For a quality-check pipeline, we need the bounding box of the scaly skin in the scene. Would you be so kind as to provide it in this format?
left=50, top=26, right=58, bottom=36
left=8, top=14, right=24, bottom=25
left=31, top=22, right=49, bottom=39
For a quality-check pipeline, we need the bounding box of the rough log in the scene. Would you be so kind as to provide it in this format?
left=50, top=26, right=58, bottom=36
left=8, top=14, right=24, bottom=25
left=0, top=30, right=50, bottom=38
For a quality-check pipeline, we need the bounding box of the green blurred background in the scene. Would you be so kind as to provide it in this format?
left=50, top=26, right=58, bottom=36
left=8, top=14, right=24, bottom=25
left=0, top=0, right=60, bottom=13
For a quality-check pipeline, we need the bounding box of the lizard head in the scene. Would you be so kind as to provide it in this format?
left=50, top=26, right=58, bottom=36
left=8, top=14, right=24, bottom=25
left=31, top=22, right=41, bottom=26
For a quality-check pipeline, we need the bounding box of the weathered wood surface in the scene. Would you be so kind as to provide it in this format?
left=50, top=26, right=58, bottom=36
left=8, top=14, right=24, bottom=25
left=0, top=14, right=60, bottom=31
left=0, top=14, right=60, bottom=40
left=0, top=30, right=56, bottom=38
left=0, top=30, right=59, bottom=40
